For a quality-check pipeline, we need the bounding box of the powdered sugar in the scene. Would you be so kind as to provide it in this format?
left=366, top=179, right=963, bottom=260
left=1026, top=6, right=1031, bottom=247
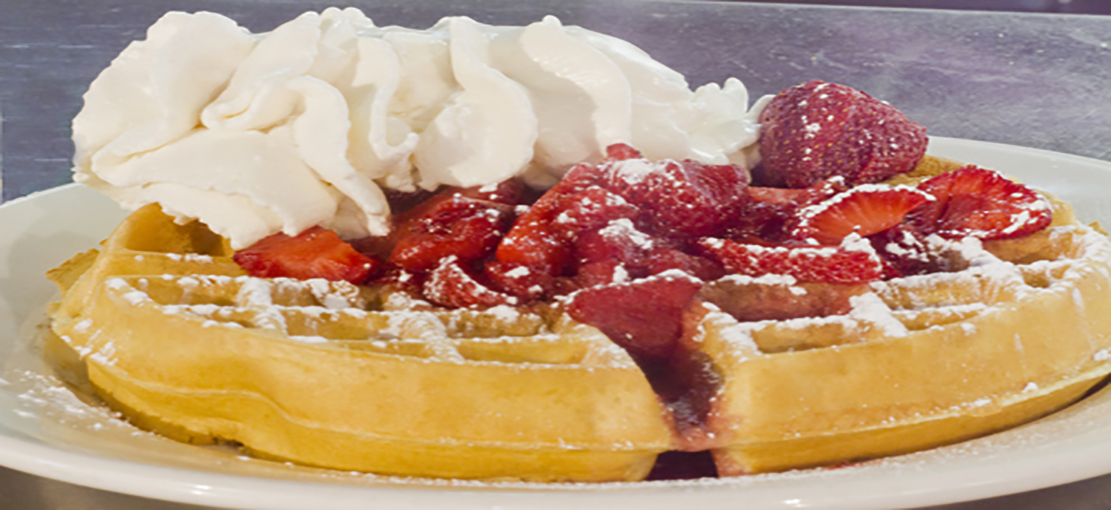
left=848, top=293, right=908, bottom=337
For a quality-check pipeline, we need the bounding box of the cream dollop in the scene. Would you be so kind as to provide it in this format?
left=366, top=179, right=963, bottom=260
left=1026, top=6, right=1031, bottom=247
left=72, top=8, right=766, bottom=248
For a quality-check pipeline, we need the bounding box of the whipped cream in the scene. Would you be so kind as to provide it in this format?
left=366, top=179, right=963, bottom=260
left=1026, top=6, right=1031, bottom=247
left=73, top=8, right=767, bottom=248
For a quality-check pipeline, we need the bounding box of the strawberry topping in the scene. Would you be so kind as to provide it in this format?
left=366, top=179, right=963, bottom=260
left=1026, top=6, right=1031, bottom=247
left=424, top=257, right=519, bottom=309
left=233, top=227, right=378, bottom=284
left=867, top=225, right=936, bottom=277
left=565, top=272, right=703, bottom=361
left=495, top=163, right=607, bottom=277
left=696, top=237, right=884, bottom=284
left=730, top=177, right=849, bottom=241
left=791, top=185, right=933, bottom=244
left=756, top=80, right=927, bottom=188
left=388, top=196, right=516, bottom=272
left=600, top=152, right=750, bottom=239
left=905, top=165, right=1053, bottom=240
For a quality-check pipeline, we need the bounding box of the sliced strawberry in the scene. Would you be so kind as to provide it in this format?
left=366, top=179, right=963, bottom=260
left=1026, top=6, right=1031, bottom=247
left=695, top=237, right=884, bottom=284
left=791, top=185, right=933, bottom=244
left=905, top=165, right=1053, bottom=240
left=756, top=80, right=928, bottom=188
left=389, top=196, right=515, bottom=272
left=600, top=154, right=750, bottom=239
left=867, top=224, right=935, bottom=277
left=352, top=180, right=527, bottom=261
left=642, top=247, right=724, bottom=282
left=573, top=219, right=654, bottom=267
left=461, top=178, right=530, bottom=205
left=572, top=259, right=634, bottom=289
left=730, top=177, right=849, bottom=241
left=495, top=221, right=572, bottom=277
left=484, top=260, right=554, bottom=301
left=565, top=272, right=703, bottom=361
left=551, top=186, right=640, bottom=236
left=495, top=163, right=607, bottom=275
left=570, top=219, right=722, bottom=285
left=233, top=227, right=379, bottom=284
left=423, top=257, right=518, bottom=308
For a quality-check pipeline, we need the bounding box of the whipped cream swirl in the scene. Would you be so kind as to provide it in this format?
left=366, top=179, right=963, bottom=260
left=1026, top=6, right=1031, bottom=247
left=73, top=8, right=766, bottom=248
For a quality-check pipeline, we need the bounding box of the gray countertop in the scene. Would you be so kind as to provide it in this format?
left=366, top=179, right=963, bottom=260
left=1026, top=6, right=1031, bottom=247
left=2, top=1, right=1111, bottom=508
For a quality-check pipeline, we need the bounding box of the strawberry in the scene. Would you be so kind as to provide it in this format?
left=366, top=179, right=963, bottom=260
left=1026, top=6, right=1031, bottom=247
left=572, top=259, right=634, bottom=289
left=551, top=186, right=640, bottom=236
left=730, top=177, right=849, bottom=241
left=495, top=221, right=572, bottom=277
left=423, top=257, right=518, bottom=308
left=572, top=219, right=655, bottom=269
left=695, top=237, right=884, bottom=284
left=756, top=80, right=928, bottom=188
left=462, top=178, right=531, bottom=205
left=565, top=272, right=703, bottom=361
left=352, top=180, right=527, bottom=261
left=233, top=227, right=379, bottom=284
left=791, top=185, right=933, bottom=244
left=601, top=156, right=750, bottom=239
left=484, top=260, right=554, bottom=301
left=904, top=165, right=1053, bottom=240
left=389, top=196, right=515, bottom=272
left=642, top=247, right=724, bottom=282
left=867, top=224, right=935, bottom=277
left=495, top=163, right=608, bottom=275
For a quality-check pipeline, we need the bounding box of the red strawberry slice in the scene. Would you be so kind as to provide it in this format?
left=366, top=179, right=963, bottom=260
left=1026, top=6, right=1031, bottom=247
left=551, top=186, right=640, bottom=236
left=642, top=247, right=725, bottom=282
left=573, top=219, right=654, bottom=269
left=484, top=260, right=554, bottom=301
left=389, top=196, right=515, bottom=272
left=696, top=237, right=884, bottom=284
left=867, top=224, right=935, bottom=278
left=352, top=180, right=526, bottom=261
left=730, top=177, right=849, bottom=241
left=601, top=155, right=750, bottom=239
left=233, top=227, right=379, bottom=284
left=565, top=272, right=703, bottom=361
left=791, top=185, right=933, bottom=244
left=905, top=165, right=1053, bottom=240
left=756, top=80, right=928, bottom=189
left=495, top=162, right=609, bottom=275
left=423, top=257, right=519, bottom=308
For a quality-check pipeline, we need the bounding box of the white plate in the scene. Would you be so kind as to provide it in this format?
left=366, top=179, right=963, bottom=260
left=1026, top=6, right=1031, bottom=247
left=1, top=136, right=1111, bottom=510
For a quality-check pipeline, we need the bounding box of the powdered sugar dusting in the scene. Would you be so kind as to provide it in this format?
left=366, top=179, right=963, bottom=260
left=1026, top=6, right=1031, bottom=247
left=848, top=293, right=908, bottom=337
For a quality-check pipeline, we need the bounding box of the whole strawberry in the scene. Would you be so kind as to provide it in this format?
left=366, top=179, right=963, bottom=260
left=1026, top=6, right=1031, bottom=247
left=756, top=80, right=928, bottom=189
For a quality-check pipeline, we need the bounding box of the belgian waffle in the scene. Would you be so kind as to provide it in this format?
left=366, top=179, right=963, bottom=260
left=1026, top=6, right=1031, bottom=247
left=48, top=205, right=673, bottom=482
left=47, top=157, right=1111, bottom=482
left=696, top=223, right=1111, bottom=474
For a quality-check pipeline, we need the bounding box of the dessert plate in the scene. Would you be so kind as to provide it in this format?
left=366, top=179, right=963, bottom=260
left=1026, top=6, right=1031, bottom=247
left=1, top=136, right=1110, bottom=510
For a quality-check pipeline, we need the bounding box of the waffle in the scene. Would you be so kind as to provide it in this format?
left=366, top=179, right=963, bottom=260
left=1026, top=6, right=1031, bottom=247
left=48, top=205, right=674, bottom=482
left=47, top=157, right=1111, bottom=481
left=694, top=158, right=1111, bottom=474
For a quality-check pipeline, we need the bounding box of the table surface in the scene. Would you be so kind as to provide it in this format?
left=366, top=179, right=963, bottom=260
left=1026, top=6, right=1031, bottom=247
left=2, top=1, right=1111, bottom=508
